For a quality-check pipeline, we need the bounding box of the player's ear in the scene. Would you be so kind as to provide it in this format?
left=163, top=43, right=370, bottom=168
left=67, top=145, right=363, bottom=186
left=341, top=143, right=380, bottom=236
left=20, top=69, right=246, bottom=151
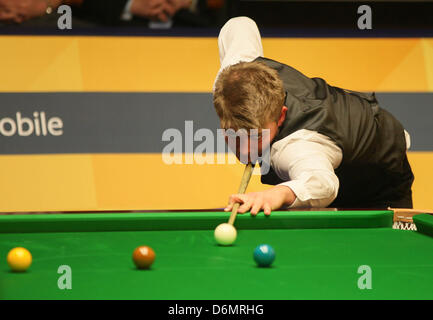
left=277, top=106, right=288, bottom=127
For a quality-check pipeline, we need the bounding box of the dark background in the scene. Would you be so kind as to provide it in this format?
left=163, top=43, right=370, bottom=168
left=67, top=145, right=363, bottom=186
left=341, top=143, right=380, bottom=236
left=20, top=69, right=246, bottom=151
left=1, top=1, right=433, bottom=36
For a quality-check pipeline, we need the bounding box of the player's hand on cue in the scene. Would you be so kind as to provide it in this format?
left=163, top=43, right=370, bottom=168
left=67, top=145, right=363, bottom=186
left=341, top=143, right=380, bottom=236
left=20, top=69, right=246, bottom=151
left=224, top=185, right=296, bottom=216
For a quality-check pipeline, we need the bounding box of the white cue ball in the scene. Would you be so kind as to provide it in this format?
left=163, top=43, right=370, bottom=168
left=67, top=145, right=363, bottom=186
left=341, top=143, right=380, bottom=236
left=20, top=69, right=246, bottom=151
left=214, top=223, right=237, bottom=246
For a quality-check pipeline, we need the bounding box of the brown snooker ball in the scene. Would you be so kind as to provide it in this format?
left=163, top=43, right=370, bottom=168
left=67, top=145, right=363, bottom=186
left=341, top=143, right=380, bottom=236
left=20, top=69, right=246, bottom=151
left=132, top=246, right=155, bottom=269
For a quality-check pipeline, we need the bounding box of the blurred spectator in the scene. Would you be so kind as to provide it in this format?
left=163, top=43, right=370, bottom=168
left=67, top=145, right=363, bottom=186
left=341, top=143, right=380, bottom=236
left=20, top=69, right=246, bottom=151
left=76, top=0, right=191, bottom=25
left=75, top=0, right=225, bottom=27
left=0, top=0, right=81, bottom=24
left=0, top=0, right=230, bottom=28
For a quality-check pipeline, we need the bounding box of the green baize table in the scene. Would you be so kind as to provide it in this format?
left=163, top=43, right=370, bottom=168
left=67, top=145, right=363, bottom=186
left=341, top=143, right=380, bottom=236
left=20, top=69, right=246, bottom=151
left=1, top=210, right=432, bottom=299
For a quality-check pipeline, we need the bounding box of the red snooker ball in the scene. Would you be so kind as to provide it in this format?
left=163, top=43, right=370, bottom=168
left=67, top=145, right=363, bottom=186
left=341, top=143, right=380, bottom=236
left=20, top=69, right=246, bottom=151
left=132, top=246, right=155, bottom=269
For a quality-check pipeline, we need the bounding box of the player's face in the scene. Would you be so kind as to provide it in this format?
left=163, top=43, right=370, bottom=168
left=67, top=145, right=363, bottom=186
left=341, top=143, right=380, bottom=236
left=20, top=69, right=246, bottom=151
left=223, top=106, right=287, bottom=164
left=224, top=122, right=279, bottom=164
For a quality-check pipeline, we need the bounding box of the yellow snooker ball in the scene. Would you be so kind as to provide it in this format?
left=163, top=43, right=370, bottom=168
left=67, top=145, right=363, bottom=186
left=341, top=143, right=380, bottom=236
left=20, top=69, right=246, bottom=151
left=7, top=247, right=32, bottom=272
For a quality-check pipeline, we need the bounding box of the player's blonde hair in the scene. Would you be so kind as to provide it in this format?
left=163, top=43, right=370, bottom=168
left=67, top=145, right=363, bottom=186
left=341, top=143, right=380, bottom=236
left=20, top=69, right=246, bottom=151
left=213, top=61, right=285, bottom=131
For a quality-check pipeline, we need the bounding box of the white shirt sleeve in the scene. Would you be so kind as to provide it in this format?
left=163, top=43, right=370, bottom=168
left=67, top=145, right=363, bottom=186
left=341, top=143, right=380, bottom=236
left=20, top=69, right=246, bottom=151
left=213, top=17, right=264, bottom=91
left=270, top=129, right=343, bottom=208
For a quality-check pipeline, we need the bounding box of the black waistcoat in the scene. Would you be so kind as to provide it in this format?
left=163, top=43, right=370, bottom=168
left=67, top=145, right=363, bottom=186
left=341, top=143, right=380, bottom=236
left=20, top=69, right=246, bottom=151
left=257, top=57, right=414, bottom=208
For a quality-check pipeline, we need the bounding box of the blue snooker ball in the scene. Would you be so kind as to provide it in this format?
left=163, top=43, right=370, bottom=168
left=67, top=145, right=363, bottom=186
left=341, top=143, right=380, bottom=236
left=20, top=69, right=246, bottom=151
left=253, top=244, right=275, bottom=267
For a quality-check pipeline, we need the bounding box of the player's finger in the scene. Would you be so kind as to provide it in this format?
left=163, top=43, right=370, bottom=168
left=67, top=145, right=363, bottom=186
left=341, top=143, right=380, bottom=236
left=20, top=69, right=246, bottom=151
left=238, top=198, right=254, bottom=213
left=229, top=194, right=247, bottom=204
left=250, top=200, right=263, bottom=216
left=263, top=203, right=272, bottom=216
left=225, top=194, right=245, bottom=211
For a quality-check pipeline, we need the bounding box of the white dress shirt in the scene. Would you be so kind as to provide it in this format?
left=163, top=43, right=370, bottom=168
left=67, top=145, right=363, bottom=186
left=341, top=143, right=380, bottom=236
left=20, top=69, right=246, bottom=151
left=215, top=17, right=410, bottom=208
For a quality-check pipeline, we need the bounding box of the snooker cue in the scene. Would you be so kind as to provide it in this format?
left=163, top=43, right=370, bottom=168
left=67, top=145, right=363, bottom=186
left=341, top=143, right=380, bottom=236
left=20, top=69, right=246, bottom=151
left=228, top=162, right=255, bottom=225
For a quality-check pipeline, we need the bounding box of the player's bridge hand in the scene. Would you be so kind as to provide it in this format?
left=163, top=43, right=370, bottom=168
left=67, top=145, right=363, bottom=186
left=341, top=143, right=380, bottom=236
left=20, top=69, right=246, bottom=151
left=224, top=186, right=296, bottom=216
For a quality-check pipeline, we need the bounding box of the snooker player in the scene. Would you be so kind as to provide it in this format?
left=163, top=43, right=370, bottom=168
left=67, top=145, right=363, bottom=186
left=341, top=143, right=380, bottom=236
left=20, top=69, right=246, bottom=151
left=213, top=17, right=414, bottom=215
